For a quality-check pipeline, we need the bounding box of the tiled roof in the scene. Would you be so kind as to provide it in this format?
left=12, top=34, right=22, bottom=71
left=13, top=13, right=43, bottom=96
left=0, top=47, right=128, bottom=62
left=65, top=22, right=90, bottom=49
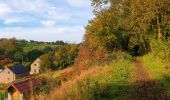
left=4, top=78, right=42, bottom=93
left=9, top=65, right=29, bottom=74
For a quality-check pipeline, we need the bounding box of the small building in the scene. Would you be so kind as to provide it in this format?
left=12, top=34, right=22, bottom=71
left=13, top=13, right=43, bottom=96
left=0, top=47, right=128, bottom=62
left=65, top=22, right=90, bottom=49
left=0, top=65, right=29, bottom=83
left=4, top=78, right=41, bottom=100
left=30, top=58, right=41, bottom=75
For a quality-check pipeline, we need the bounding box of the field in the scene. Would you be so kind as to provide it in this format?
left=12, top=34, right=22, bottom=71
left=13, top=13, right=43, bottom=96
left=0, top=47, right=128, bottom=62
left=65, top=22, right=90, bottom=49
left=20, top=42, right=59, bottom=53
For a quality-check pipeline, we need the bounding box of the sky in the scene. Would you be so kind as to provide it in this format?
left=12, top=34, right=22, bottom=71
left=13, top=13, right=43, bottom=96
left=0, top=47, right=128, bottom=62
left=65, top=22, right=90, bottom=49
left=0, top=0, right=94, bottom=43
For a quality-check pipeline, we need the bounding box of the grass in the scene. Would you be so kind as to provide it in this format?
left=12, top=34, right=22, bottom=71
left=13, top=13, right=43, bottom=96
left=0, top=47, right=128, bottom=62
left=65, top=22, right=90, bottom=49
left=22, top=42, right=58, bottom=53
left=39, top=67, right=73, bottom=79
left=0, top=84, right=7, bottom=99
left=143, top=55, right=165, bottom=79
left=143, top=54, right=170, bottom=98
left=36, top=58, right=134, bottom=100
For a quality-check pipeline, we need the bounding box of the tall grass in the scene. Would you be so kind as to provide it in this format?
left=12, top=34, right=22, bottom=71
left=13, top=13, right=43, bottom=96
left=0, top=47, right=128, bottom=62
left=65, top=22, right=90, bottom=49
left=36, top=57, right=133, bottom=100
left=143, top=55, right=170, bottom=98
left=143, top=55, right=165, bottom=79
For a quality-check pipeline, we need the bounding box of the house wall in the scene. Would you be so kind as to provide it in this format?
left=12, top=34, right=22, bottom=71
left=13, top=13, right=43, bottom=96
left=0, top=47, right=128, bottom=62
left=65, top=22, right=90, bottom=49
left=0, top=68, right=15, bottom=83
left=8, top=91, right=23, bottom=100
left=13, top=91, right=23, bottom=100
left=30, top=59, right=40, bottom=75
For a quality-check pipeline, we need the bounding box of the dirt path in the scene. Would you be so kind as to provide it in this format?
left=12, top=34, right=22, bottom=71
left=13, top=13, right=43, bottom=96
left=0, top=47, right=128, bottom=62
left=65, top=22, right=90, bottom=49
left=133, top=57, right=167, bottom=100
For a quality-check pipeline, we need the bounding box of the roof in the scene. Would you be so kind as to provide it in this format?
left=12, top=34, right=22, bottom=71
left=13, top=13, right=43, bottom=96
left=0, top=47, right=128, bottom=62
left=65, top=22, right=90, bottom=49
left=4, top=78, right=42, bottom=93
left=32, top=58, right=41, bottom=64
left=8, top=65, right=29, bottom=74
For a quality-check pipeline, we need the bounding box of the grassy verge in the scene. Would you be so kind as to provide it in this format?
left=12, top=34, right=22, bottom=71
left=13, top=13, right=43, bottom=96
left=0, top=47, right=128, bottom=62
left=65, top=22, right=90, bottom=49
left=143, top=55, right=170, bottom=98
left=143, top=55, right=165, bottom=79
left=38, top=58, right=134, bottom=100
left=0, top=84, right=7, bottom=99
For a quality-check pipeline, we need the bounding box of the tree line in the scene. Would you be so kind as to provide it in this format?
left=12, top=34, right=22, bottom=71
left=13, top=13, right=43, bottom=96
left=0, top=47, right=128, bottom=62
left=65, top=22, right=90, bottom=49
left=74, top=0, right=170, bottom=69
left=0, top=38, right=78, bottom=71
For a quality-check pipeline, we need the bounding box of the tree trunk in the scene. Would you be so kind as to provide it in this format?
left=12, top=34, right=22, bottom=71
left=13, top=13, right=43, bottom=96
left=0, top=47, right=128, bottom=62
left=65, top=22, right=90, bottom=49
left=157, top=0, right=162, bottom=41
left=157, top=12, right=162, bottom=41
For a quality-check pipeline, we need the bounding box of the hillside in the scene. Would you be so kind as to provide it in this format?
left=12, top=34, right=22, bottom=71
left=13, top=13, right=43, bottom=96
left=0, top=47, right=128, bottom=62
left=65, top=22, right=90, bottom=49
left=36, top=54, right=133, bottom=100
left=1, top=0, right=170, bottom=100
left=32, top=55, right=170, bottom=100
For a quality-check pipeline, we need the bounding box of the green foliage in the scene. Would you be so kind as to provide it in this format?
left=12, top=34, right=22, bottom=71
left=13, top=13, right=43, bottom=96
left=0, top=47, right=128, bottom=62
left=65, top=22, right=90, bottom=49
left=0, top=84, right=7, bottom=100
left=37, top=77, right=61, bottom=95
left=40, top=44, right=79, bottom=71
left=40, top=52, right=54, bottom=71
left=0, top=38, right=23, bottom=63
left=150, top=38, right=170, bottom=62
left=85, top=0, right=170, bottom=56
left=27, top=49, right=43, bottom=61
left=143, top=55, right=165, bottom=79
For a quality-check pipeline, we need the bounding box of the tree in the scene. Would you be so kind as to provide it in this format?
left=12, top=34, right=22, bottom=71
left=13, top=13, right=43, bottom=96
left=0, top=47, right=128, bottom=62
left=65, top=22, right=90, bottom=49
left=0, top=38, right=23, bottom=60
left=27, top=49, right=43, bottom=61
left=40, top=52, right=54, bottom=71
left=87, top=0, right=170, bottom=54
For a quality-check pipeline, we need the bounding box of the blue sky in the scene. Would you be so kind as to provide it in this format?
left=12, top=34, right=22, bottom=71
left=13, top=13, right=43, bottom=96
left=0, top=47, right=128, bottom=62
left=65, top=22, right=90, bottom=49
left=0, top=0, right=93, bottom=43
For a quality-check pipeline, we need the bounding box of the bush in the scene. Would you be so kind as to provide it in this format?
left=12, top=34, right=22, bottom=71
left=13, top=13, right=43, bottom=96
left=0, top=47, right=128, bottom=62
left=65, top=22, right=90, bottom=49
left=150, top=38, right=170, bottom=62
left=36, top=77, right=62, bottom=95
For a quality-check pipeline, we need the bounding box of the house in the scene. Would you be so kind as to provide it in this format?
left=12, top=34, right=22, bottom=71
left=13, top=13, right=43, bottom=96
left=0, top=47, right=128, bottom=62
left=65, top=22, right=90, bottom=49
left=30, top=58, right=41, bottom=75
left=0, top=65, right=29, bottom=83
left=4, top=78, right=41, bottom=100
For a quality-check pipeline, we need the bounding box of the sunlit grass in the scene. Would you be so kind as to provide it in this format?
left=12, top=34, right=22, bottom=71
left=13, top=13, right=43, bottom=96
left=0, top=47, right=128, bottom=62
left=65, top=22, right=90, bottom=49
left=37, top=58, right=133, bottom=100
left=143, top=54, right=170, bottom=98
left=143, top=55, right=165, bottom=79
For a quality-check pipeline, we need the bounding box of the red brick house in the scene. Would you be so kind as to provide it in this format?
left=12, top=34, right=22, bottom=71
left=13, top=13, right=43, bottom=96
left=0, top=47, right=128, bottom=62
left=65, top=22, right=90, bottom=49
left=0, top=65, right=29, bottom=83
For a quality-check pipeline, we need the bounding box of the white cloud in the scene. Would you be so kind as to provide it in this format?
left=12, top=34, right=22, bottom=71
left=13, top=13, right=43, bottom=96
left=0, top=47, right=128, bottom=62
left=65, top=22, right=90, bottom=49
left=0, top=2, right=11, bottom=17
left=10, top=0, right=47, bottom=13
left=40, top=20, right=56, bottom=27
left=45, top=6, right=71, bottom=21
left=0, top=26, right=85, bottom=43
left=0, top=0, right=71, bottom=25
left=0, top=0, right=93, bottom=42
left=4, top=17, right=26, bottom=24
left=66, top=0, right=91, bottom=8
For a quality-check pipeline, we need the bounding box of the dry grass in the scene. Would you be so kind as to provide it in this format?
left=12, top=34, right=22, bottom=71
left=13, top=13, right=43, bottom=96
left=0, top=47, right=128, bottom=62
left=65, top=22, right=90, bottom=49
left=34, top=59, right=132, bottom=100
left=46, top=66, right=104, bottom=100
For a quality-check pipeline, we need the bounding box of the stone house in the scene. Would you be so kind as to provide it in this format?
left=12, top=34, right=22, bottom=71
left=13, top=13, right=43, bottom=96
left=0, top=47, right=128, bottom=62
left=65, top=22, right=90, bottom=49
left=4, top=78, right=41, bottom=100
left=0, top=65, right=29, bottom=83
left=30, top=58, right=41, bottom=75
